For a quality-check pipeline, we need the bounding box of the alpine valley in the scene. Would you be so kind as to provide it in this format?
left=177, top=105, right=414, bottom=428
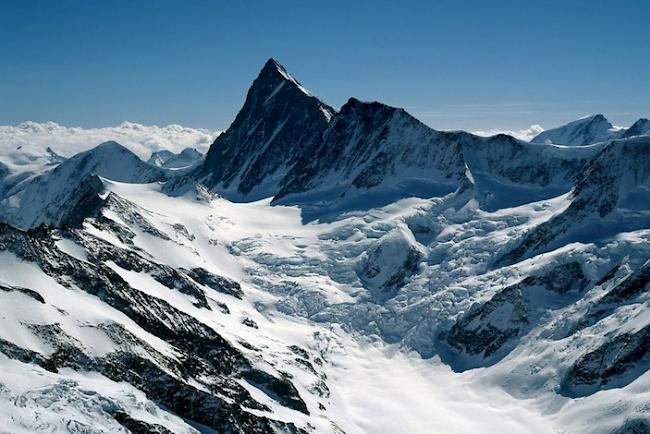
left=0, top=59, right=649, bottom=434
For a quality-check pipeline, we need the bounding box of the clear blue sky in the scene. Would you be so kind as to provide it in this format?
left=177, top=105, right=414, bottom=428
left=1, top=0, right=649, bottom=132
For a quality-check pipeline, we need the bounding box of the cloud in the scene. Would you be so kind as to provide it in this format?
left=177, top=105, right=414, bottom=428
left=472, top=124, right=544, bottom=141
left=0, top=121, right=220, bottom=161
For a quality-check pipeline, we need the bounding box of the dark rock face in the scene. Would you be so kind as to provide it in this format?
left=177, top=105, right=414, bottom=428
left=241, top=317, right=259, bottom=329
left=242, top=369, right=309, bottom=414
left=599, top=260, right=650, bottom=306
left=276, top=98, right=466, bottom=199
left=193, top=60, right=599, bottom=216
left=382, top=248, right=421, bottom=290
left=184, top=266, right=244, bottom=299
left=0, top=282, right=45, bottom=303
left=562, top=325, right=650, bottom=397
left=622, top=118, right=650, bottom=138
left=572, top=260, right=650, bottom=335
left=191, top=64, right=602, bottom=228
left=442, top=262, right=587, bottom=370
left=50, top=173, right=105, bottom=227
left=112, top=410, right=175, bottom=434
left=360, top=243, right=422, bottom=303
left=198, top=58, right=334, bottom=198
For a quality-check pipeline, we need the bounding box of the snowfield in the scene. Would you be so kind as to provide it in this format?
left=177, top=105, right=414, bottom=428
left=1, top=179, right=644, bottom=432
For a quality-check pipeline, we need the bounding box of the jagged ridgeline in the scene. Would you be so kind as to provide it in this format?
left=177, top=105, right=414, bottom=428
left=0, top=59, right=648, bottom=433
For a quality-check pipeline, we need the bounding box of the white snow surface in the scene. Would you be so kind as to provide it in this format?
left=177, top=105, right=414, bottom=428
left=530, top=115, right=624, bottom=145
left=0, top=179, right=638, bottom=433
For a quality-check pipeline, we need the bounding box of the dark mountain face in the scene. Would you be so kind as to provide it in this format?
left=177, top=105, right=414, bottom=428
left=195, top=60, right=602, bottom=218
left=624, top=118, right=650, bottom=138
left=275, top=98, right=467, bottom=200
left=195, top=62, right=471, bottom=206
left=198, top=59, right=334, bottom=199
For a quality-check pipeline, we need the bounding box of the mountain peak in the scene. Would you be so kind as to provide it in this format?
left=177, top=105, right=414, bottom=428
left=94, top=140, right=131, bottom=153
left=256, top=58, right=311, bottom=96
left=261, top=57, right=283, bottom=73
left=624, top=118, right=650, bottom=138
left=587, top=113, right=609, bottom=124
left=531, top=114, right=615, bottom=145
left=198, top=58, right=334, bottom=197
left=340, top=97, right=404, bottom=115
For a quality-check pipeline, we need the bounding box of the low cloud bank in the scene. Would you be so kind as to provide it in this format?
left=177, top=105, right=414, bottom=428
left=0, top=121, right=220, bottom=160
left=472, top=124, right=544, bottom=141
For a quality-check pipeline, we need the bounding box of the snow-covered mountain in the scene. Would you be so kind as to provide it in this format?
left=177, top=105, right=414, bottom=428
left=0, top=59, right=649, bottom=433
left=0, top=141, right=168, bottom=229
left=531, top=114, right=650, bottom=145
left=148, top=147, right=204, bottom=169
left=531, top=114, right=619, bottom=145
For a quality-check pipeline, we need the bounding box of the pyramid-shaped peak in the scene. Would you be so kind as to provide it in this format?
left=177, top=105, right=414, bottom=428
left=256, top=58, right=311, bottom=96
left=573, top=114, right=611, bottom=127
left=624, top=118, right=650, bottom=138
left=587, top=114, right=609, bottom=124
left=199, top=58, right=334, bottom=197
left=261, top=58, right=284, bottom=73
left=531, top=114, right=616, bottom=145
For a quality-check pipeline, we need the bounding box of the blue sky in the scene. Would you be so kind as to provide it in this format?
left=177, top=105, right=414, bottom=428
left=1, top=0, right=649, bottom=132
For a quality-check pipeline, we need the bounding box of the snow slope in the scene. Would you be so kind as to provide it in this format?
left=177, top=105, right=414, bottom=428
left=0, top=180, right=565, bottom=433
left=0, top=141, right=168, bottom=229
left=531, top=114, right=650, bottom=145
left=0, top=161, right=648, bottom=433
